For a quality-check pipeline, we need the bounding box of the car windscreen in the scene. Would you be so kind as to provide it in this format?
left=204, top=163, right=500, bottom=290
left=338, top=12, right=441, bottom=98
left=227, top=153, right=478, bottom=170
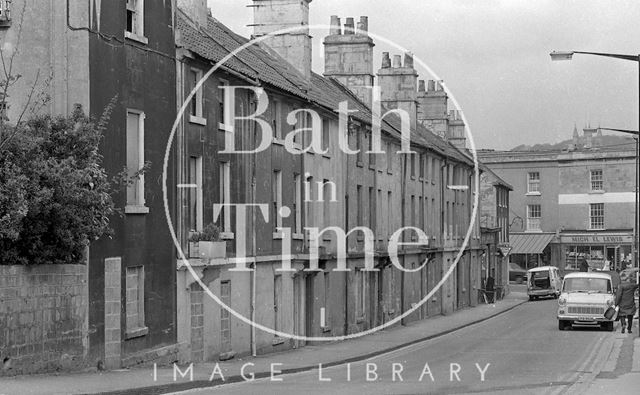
left=563, top=277, right=611, bottom=293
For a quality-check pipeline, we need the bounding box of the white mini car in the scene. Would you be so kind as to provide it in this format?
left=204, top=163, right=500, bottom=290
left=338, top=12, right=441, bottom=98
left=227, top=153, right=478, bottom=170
left=557, top=272, right=615, bottom=331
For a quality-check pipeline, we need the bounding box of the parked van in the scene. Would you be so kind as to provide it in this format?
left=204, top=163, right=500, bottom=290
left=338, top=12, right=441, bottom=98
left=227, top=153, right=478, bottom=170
left=557, top=272, right=615, bottom=331
left=527, top=266, right=562, bottom=301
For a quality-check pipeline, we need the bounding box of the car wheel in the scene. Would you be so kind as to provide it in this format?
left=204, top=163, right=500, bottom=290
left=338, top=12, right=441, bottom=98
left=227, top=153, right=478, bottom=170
left=558, top=320, right=567, bottom=330
left=601, top=322, right=614, bottom=332
left=516, top=276, right=523, bottom=284
left=528, top=295, right=534, bottom=301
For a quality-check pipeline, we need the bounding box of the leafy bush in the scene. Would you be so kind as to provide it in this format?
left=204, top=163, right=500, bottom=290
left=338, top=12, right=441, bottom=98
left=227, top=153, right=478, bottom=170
left=0, top=106, right=114, bottom=265
left=188, top=223, right=222, bottom=242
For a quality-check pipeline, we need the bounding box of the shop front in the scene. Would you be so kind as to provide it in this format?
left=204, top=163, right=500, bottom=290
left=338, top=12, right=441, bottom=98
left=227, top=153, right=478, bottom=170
left=509, top=232, right=555, bottom=270
left=559, top=231, right=634, bottom=272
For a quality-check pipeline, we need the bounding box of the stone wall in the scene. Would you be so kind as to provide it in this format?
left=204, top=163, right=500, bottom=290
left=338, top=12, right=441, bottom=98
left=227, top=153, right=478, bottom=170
left=0, top=264, right=88, bottom=376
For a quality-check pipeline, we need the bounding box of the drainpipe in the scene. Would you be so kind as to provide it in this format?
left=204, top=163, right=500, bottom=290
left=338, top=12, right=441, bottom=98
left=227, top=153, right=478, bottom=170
left=440, top=160, right=448, bottom=312
left=250, top=95, right=258, bottom=357
left=344, top=121, right=351, bottom=336
left=400, top=148, right=408, bottom=325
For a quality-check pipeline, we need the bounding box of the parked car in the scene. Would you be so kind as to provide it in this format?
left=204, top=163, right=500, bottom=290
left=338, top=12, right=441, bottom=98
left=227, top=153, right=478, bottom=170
left=557, top=272, right=616, bottom=331
left=527, top=266, right=562, bottom=301
left=509, top=262, right=527, bottom=284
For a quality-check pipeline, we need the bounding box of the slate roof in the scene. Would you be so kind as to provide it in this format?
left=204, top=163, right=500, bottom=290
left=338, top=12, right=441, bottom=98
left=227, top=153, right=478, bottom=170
left=176, top=9, right=474, bottom=166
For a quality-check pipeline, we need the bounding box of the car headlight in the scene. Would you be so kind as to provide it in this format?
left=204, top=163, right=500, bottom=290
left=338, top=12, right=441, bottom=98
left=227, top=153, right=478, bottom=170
left=558, top=296, right=567, bottom=306
left=606, top=299, right=614, bottom=307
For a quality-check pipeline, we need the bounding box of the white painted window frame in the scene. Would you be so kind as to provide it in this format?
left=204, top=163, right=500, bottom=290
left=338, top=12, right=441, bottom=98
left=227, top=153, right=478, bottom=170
left=589, top=203, right=605, bottom=230
left=590, top=169, right=604, bottom=192
left=125, top=109, right=148, bottom=214
left=526, top=204, right=541, bottom=231
left=189, top=68, right=206, bottom=125
left=125, top=0, right=148, bottom=44
left=219, top=161, right=233, bottom=239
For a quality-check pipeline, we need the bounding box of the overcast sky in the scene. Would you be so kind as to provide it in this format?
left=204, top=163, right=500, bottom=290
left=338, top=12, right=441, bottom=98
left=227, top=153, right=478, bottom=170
left=208, top=0, right=640, bottom=150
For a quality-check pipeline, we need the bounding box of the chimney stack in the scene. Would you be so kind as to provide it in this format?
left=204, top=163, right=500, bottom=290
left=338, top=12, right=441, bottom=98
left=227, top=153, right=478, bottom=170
left=417, top=79, right=449, bottom=139
left=323, top=15, right=375, bottom=107
left=252, top=0, right=313, bottom=82
left=447, top=110, right=467, bottom=149
left=377, top=51, right=419, bottom=131
left=178, top=0, right=208, bottom=27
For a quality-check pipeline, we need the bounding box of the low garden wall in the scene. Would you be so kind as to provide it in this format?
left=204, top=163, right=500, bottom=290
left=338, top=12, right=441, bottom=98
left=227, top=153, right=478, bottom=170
left=0, top=264, right=88, bottom=375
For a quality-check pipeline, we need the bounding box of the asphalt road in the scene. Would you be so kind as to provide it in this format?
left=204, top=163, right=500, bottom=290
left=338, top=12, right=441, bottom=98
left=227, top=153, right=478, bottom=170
left=175, top=296, right=616, bottom=395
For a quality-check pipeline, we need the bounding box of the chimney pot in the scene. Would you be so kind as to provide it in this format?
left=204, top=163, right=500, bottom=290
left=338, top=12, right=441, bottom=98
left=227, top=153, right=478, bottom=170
left=356, top=21, right=365, bottom=34
left=360, top=16, right=369, bottom=32
left=404, top=52, right=414, bottom=69
left=330, top=15, right=341, bottom=35
left=436, top=81, right=443, bottom=91
left=382, top=52, right=391, bottom=68
left=427, top=80, right=435, bottom=91
left=345, top=17, right=355, bottom=34
left=393, top=55, right=402, bottom=68
left=418, top=80, right=426, bottom=92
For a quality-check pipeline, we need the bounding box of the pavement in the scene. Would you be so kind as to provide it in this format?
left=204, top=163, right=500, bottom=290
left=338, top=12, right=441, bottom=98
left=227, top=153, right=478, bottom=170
left=580, top=333, right=640, bottom=394
left=0, top=293, right=529, bottom=395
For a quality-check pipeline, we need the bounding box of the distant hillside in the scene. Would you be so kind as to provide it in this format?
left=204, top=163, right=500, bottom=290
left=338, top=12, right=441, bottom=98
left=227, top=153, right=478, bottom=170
left=511, top=134, right=636, bottom=152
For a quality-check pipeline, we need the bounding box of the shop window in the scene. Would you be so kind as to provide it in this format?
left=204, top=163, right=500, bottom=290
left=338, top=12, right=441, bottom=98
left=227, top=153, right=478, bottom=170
left=527, top=172, right=540, bottom=194
left=590, top=203, right=604, bottom=230
left=526, top=204, right=541, bottom=231
left=590, top=169, right=603, bottom=191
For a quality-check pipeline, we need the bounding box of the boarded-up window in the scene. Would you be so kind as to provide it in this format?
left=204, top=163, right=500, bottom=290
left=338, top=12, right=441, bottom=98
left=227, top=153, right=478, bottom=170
left=126, top=266, right=145, bottom=333
left=126, top=110, right=145, bottom=208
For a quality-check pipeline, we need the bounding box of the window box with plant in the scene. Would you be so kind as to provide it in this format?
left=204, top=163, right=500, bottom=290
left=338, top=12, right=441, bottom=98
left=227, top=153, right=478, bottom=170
left=189, top=223, right=226, bottom=259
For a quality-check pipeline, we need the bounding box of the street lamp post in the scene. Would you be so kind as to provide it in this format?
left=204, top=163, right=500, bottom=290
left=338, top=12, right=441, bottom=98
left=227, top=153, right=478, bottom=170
left=550, top=50, right=640, bottom=336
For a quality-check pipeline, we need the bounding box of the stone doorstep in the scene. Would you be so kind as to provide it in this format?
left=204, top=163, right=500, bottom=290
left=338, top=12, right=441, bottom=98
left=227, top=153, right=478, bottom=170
left=121, top=344, right=180, bottom=369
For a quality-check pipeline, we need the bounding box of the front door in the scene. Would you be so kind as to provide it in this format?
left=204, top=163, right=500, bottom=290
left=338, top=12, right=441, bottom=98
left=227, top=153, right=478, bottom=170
left=293, top=274, right=305, bottom=348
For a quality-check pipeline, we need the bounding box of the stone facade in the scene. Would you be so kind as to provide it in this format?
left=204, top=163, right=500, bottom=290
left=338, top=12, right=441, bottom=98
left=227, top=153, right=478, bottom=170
left=174, top=3, right=485, bottom=364
left=479, top=127, right=636, bottom=272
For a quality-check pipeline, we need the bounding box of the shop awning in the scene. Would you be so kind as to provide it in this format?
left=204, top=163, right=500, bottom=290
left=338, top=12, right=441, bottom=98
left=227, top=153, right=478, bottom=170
left=509, top=233, right=554, bottom=254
